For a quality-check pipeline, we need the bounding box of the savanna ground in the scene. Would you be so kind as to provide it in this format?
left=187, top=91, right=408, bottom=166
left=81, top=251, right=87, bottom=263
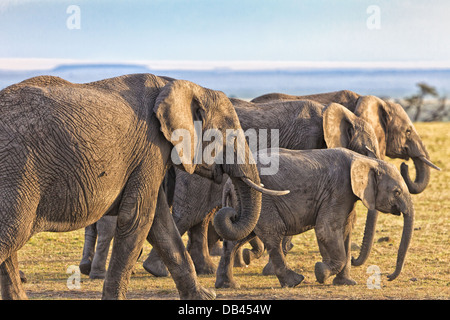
left=9, top=122, right=450, bottom=300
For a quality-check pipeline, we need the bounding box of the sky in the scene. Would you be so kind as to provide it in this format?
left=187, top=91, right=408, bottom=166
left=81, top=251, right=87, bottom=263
left=0, top=0, right=450, bottom=69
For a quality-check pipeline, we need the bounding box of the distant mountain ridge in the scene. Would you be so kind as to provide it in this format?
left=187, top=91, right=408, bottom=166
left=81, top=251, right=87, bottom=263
left=0, top=64, right=449, bottom=100
left=52, top=63, right=151, bottom=72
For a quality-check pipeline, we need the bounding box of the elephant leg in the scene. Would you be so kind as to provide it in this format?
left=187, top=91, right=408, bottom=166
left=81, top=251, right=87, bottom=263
left=142, top=244, right=169, bottom=277
left=187, top=208, right=218, bottom=274
left=262, top=236, right=291, bottom=275
left=208, top=222, right=223, bottom=256
left=79, top=223, right=97, bottom=276
left=314, top=218, right=347, bottom=284
left=89, top=216, right=117, bottom=279
left=333, top=211, right=357, bottom=285
left=243, top=237, right=265, bottom=265
left=259, top=233, right=304, bottom=288
left=233, top=246, right=246, bottom=267
left=215, top=236, right=253, bottom=289
left=102, top=173, right=156, bottom=300
left=147, top=187, right=215, bottom=300
left=282, top=236, right=294, bottom=253
left=0, top=252, right=27, bottom=300
left=0, top=187, right=37, bottom=300
left=142, top=206, right=193, bottom=277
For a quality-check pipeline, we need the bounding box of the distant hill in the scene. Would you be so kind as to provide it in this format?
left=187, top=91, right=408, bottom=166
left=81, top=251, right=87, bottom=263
left=0, top=65, right=449, bottom=103
left=52, top=63, right=151, bottom=72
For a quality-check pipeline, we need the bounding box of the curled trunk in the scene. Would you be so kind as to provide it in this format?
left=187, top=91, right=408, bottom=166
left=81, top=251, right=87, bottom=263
left=214, top=177, right=261, bottom=241
left=400, top=157, right=431, bottom=194
left=214, top=164, right=262, bottom=241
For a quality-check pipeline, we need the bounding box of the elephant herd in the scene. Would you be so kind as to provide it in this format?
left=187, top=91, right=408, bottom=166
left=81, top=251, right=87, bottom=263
left=0, top=73, right=440, bottom=300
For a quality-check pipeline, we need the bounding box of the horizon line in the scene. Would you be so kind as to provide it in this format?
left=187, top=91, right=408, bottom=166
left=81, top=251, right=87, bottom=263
left=2, top=58, right=450, bottom=71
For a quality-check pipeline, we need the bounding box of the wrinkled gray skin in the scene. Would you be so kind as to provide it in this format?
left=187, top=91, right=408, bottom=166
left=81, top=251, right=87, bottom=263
left=252, top=90, right=439, bottom=266
left=141, top=99, right=381, bottom=276
left=79, top=167, right=175, bottom=278
left=216, top=148, right=415, bottom=289
left=0, top=74, right=281, bottom=300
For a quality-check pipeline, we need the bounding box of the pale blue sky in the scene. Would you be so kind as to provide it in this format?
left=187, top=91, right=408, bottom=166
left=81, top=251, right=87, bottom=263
left=1, top=0, right=449, bottom=64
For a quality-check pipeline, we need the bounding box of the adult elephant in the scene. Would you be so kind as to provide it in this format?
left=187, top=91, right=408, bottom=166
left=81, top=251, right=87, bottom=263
left=252, top=90, right=440, bottom=265
left=141, top=98, right=382, bottom=276
left=0, top=74, right=286, bottom=300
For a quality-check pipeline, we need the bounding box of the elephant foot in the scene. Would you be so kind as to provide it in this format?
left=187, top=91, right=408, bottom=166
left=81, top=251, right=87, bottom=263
left=215, top=277, right=240, bottom=289
left=262, top=260, right=275, bottom=276
left=89, top=270, right=106, bottom=280
left=315, top=262, right=332, bottom=284
left=242, top=248, right=252, bottom=265
left=180, top=287, right=216, bottom=300
left=243, top=248, right=264, bottom=266
left=233, top=248, right=246, bottom=268
left=195, top=261, right=217, bottom=275
left=279, top=270, right=304, bottom=288
left=209, top=242, right=223, bottom=256
left=79, top=261, right=92, bottom=276
left=143, top=258, right=169, bottom=277
left=333, top=275, right=357, bottom=286
left=233, top=256, right=246, bottom=268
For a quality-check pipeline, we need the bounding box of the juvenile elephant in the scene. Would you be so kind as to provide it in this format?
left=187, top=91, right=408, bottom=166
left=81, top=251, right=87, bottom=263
left=0, top=74, right=286, bottom=300
left=252, top=90, right=440, bottom=265
left=216, top=148, right=415, bottom=289
left=142, top=99, right=381, bottom=276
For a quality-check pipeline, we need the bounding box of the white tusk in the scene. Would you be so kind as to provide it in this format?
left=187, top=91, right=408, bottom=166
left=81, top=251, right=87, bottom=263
left=241, top=177, right=290, bottom=196
left=419, top=156, right=441, bottom=171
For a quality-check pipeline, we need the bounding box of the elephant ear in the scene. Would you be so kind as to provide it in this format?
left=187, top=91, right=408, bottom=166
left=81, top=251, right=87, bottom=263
left=350, top=157, right=379, bottom=210
left=323, top=103, right=358, bottom=148
left=354, top=95, right=390, bottom=155
left=154, top=80, right=205, bottom=174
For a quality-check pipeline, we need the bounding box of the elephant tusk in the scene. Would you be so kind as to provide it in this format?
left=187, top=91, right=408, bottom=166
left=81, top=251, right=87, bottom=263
left=241, top=177, right=290, bottom=196
left=419, top=156, right=441, bottom=171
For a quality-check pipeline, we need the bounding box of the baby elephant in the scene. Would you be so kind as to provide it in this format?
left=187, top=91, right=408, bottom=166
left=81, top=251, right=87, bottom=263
left=215, top=148, right=414, bottom=288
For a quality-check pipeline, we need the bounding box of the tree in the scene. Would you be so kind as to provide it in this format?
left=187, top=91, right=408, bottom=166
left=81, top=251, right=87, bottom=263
left=403, top=82, right=439, bottom=121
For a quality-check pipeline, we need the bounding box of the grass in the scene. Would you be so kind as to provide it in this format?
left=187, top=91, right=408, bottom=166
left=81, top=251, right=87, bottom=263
left=11, top=122, right=450, bottom=300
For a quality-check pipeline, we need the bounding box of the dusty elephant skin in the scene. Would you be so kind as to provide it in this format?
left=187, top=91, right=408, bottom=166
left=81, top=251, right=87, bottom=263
left=216, top=148, right=415, bottom=289
left=0, top=73, right=281, bottom=300
left=140, top=98, right=381, bottom=276
left=79, top=167, right=175, bottom=279
left=252, top=90, right=440, bottom=267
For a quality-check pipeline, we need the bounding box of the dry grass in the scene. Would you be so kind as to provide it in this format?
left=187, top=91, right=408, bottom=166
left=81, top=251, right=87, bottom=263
left=12, top=122, right=450, bottom=300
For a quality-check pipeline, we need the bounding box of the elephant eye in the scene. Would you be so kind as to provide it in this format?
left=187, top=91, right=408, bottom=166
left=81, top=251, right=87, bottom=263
left=394, top=189, right=401, bottom=197
left=406, top=129, right=412, bottom=138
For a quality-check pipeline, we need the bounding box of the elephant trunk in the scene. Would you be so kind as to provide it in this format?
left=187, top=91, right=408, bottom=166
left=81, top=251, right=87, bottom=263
left=214, top=164, right=262, bottom=241
left=387, top=206, right=414, bottom=281
left=400, top=157, right=431, bottom=194
left=400, top=140, right=440, bottom=194
left=351, top=209, right=378, bottom=266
